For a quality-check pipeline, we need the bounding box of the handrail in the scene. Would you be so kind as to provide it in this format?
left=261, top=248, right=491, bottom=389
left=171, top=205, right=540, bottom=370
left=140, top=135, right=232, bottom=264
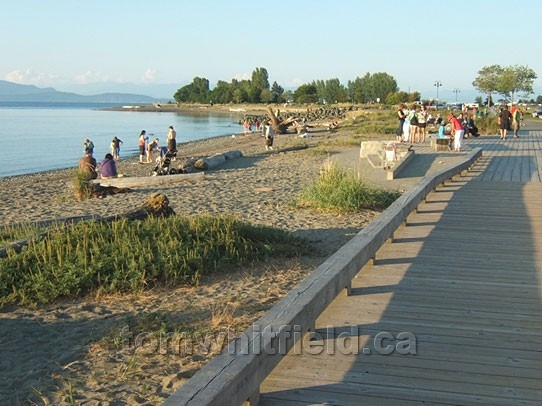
left=164, top=148, right=483, bottom=406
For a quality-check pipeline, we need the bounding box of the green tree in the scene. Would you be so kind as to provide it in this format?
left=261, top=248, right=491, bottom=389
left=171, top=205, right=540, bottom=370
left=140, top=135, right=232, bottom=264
left=473, top=65, right=504, bottom=108
left=316, top=78, right=348, bottom=104
left=496, top=65, right=537, bottom=104
left=270, top=81, right=284, bottom=103
left=249, top=67, right=270, bottom=103
left=385, top=91, right=408, bottom=105
left=366, top=72, right=398, bottom=102
left=348, top=72, right=397, bottom=103
left=173, top=76, right=210, bottom=103
left=294, top=84, right=318, bottom=104
left=209, top=80, right=233, bottom=104
left=347, top=77, right=363, bottom=103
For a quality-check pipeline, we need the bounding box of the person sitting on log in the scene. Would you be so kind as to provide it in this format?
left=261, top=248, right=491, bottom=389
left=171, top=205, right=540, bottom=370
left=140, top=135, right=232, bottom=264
left=100, top=153, right=118, bottom=179
left=79, top=151, right=98, bottom=180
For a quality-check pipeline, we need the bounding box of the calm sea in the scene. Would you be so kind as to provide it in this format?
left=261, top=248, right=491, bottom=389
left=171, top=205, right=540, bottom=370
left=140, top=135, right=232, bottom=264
left=0, top=102, right=244, bottom=177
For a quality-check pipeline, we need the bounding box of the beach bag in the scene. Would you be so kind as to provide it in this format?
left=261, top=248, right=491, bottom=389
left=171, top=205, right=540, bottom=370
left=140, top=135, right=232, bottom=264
left=410, top=113, right=418, bottom=125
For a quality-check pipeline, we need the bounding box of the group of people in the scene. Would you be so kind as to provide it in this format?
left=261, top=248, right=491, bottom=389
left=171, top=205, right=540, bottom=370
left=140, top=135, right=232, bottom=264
left=497, top=105, right=522, bottom=140
left=396, top=103, right=429, bottom=144
left=79, top=149, right=117, bottom=180
left=397, top=102, right=488, bottom=153
left=78, top=125, right=178, bottom=179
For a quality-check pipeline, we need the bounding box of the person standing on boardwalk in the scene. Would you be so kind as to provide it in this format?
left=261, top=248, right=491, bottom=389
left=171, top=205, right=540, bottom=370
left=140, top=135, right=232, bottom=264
left=448, top=113, right=465, bottom=152
left=511, top=107, right=522, bottom=138
left=138, top=130, right=148, bottom=163
left=498, top=106, right=512, bottom=140
left=417, top=105, right=428, bottom=143
left=396, top=104, right=407, bottom=142
left=167, top=126, right=177, bottom=153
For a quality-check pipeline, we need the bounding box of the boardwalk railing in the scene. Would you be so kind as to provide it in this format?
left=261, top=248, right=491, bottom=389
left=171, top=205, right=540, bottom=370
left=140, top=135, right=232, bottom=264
left=164, top=148, right=483, bottom=406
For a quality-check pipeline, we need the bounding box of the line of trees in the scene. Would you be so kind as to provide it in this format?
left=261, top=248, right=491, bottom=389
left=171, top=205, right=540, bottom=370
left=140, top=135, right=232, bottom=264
left=173, top=67, right=419, bottom=105
left=173, top=64, right=539, bottom=107
left=472, top=64, right=537, bottom=107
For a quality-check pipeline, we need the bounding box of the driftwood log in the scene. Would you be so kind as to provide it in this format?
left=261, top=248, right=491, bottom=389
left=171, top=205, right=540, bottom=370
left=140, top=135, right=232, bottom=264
left=194, top=150, right=242, bottom=170
left=93, top=171, right=205, bottom=188
left=266, top=106, right=291, bottom=134
left=89, top=184, right=130, bottom=198
left=112, top=192, right=176, bottom=220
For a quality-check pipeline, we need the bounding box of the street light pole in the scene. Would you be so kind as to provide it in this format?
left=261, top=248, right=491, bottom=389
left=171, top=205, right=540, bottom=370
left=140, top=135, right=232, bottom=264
left=434, top=81, right=442, bottom=109
left=453, top=88, right=460, bottom=102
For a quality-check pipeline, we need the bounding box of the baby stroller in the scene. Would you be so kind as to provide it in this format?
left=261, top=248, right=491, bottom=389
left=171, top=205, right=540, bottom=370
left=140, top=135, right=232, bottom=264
left=152, top=148, right=178, bottom=176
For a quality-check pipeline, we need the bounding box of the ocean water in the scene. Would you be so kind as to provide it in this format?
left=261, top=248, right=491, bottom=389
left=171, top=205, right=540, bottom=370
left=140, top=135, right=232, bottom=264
left=0, top=102, right=243, bottom=177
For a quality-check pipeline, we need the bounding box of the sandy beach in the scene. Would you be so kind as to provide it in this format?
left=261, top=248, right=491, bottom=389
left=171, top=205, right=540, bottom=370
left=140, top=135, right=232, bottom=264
left=0, top=114, right=464, bottom=404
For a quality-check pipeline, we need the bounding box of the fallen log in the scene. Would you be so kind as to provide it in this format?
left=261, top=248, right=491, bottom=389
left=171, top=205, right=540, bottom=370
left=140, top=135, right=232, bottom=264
left=110, top=192, right=175, bottom=220
left=92, top=171, right=205, bottom=188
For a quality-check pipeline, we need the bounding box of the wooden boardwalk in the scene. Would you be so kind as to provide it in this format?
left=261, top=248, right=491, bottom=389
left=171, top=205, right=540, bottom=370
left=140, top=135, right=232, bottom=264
left=259, top=125, right=542, bottom=405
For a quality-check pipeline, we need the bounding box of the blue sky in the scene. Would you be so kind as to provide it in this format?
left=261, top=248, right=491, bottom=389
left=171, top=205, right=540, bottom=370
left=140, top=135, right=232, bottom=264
left=2, top=0, right=541, bottom=101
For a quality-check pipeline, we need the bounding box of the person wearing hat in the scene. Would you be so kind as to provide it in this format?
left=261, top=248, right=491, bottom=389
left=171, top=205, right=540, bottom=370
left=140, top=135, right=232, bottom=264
left=447, top=113, right=465, bottom=152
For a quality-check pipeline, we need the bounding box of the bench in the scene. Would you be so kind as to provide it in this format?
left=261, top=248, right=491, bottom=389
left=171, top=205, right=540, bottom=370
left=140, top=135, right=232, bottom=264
left=430, top=137, right=451, bottom=151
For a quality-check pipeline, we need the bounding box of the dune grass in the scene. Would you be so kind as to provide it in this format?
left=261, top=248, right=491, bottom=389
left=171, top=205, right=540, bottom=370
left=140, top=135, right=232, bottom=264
left=297, top=162, right=402, bottom=212
left=0, top=215, right=308, bottom=307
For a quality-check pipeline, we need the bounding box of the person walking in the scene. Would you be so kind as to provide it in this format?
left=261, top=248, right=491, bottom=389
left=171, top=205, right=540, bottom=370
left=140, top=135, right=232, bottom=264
left=167, top=125, right=177, bottom=153
left=264, top=121, right=274, bottom=151
left=448, top=113, right=465, bottom=152
left=138, top=130, right=148, bottom=163
left=498, top=106, right=512, bottom=140
left=511, top=107, right=522, bottom=138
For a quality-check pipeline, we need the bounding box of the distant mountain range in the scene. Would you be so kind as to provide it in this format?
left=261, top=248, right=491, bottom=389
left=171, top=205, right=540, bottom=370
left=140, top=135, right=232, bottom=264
left=0, top=80, right=166, bottom=104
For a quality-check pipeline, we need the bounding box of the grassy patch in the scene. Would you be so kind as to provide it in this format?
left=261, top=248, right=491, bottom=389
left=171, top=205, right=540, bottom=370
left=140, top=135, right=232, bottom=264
left=297, top=162, right=402, bottom=213
left=0, top=215, right=308, bottom=307
left=72, top=169, right=94, bottom=200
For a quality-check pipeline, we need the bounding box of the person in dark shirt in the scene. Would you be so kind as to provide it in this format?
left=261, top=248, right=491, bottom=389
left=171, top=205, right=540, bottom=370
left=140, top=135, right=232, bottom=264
left=498, top=106, right=512, bottom=140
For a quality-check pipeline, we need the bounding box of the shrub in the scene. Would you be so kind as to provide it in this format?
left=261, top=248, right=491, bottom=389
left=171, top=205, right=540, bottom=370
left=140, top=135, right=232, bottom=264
left=297, top=163, right=402, bottom=212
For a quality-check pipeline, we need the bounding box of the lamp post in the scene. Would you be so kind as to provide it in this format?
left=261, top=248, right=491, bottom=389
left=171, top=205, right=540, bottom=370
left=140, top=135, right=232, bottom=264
left=434, top=81, right=442, bottom=109
left=453, top=88, right=460, bottom=102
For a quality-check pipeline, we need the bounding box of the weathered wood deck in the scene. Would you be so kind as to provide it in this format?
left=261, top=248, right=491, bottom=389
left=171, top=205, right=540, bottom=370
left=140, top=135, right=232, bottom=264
left=259, top=125, right=542, bottom=405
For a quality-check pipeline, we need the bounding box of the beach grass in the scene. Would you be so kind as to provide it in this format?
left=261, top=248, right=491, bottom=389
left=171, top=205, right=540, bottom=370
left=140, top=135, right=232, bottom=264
left=297, top=161, right=402, bottom=212
left=0, top=215, right=308, bottom=307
